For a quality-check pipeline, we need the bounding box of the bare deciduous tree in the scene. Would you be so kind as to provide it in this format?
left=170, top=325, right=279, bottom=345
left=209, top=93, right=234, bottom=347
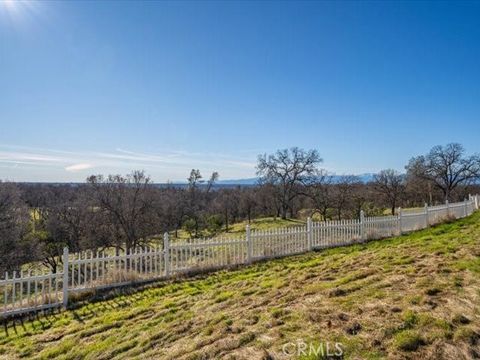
left=257, top=147, right=322, bottom=219
left=0, top=182, right=33, bottom=273
left=184, top=169, right=219, bottom=237
left=332, top=175, right=359, bottom=220
left=406, top=143, right=480, bottom=201
left=87, top=171, right=160, bottom=253
left=305, top=170, right=334, bottom=220
left=238, top=188, right=257, bottom=224
left=373, top=169, right=405, bottom=215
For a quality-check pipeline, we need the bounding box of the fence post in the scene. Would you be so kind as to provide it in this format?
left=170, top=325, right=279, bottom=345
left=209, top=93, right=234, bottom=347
left=62, top=247, right=69, bottom=309
left=307, top=217, right=313, bottom=250
left=163, top=232, right=170, bottom=277
left=446, top=200, right=450, bottom=217
left=464, top=199, right=468, bottom=217
left=424, top=203, right=429, bottom=228
left=398, top=207, right=403, bottom=235
left=360, top=210, right=365, bottom=242
left=475, top=195, right=479, bottom=210
left=246, top=225, right=252, bottom=264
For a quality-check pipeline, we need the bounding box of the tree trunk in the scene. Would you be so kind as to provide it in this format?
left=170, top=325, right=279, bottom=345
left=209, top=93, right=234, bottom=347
left=322, top=206, right=328, bottom=221
left=289, top=204, right=296, bottom=219
left=194, top=218, right=199, bottom=238
left=225, top=210, right=229, bottom=232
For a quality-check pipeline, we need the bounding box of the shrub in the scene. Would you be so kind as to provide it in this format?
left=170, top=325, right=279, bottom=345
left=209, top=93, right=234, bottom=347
left=206, top=215, right=223, bottom=235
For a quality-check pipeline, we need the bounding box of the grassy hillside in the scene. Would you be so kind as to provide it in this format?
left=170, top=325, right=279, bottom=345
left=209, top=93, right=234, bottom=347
left=2, top=213, right=480, bottom=359
left=170, top=216, right=306, bottom=240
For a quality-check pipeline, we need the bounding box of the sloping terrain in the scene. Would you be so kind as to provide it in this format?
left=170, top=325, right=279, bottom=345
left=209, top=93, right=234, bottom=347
left=1, top=213, right=480, bottom=359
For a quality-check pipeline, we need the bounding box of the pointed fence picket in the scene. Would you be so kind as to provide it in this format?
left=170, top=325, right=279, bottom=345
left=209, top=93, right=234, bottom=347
left=1, top=196, right=479, bottom=318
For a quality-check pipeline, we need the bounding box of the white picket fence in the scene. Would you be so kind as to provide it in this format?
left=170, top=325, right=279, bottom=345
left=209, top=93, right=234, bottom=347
left=1, top=195, right=479, bottom=318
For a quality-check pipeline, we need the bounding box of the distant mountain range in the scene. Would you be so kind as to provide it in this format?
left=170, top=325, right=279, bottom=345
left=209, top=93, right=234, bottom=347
left=215, top=173, right=376, bottom=186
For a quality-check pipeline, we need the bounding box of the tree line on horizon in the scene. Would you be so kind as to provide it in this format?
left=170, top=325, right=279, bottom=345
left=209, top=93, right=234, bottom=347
left=1, top=143, right=479, bottom=274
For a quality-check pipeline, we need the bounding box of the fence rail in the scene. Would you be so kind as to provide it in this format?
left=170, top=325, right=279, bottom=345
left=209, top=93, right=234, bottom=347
left=2, top=195, right=479, bottom=318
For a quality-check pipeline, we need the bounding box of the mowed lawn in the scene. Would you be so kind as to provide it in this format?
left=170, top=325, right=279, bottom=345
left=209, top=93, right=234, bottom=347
left=1, top=214, right=480, bottom=359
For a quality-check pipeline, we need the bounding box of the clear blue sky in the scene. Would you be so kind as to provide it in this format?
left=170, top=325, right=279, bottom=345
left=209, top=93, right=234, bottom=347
left=1, top=1, right=479, bottom=182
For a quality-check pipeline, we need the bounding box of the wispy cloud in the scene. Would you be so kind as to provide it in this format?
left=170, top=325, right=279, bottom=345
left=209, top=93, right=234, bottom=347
left=0, top=145, right=257, bottom=181
left=65, top=163, right=94, bottom=172
left=0, top=151, right=62, bottom=164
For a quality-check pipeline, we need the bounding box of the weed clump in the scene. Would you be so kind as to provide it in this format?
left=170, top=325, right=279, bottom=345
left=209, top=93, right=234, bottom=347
left=394, top=330, right=425, bottom=351
left=214, top=291, right=234, bottom=303
left=453, top=327, right=479, bottom=345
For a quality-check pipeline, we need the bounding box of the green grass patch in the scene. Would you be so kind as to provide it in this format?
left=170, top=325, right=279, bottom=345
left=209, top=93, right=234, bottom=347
left=394, top=330, right=425, bottom=351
